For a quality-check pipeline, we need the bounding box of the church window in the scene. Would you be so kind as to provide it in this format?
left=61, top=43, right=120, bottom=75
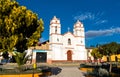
left=57, top=38, right=59, bottom=42
left=68, top=38, right=71, bottom=45
left=55, top=26, right=57, bottom=33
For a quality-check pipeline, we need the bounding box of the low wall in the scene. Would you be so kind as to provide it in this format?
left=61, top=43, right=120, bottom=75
left=0, top=73, right=41, bottom=77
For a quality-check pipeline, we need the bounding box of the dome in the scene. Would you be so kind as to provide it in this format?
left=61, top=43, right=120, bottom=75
left=50, top=16, right=60, bottom=24
left=74, top=20, right=83, bottom=28
left=52, top=16, right=58, bottom=20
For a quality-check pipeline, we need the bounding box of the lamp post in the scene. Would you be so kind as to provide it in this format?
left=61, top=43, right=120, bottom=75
left=32, top=41, right=37, bottom=77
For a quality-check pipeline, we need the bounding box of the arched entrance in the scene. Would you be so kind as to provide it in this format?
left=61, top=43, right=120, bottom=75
left=67, top=50, right=72, bottom=61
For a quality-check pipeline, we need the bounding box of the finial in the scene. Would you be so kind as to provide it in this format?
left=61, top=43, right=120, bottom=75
left=76, top=20, right=82, bottom=25
left=54, top=16, right=56, bottom=18
left=77, top=20, right=80, bottom=22
left=53, top=16, right=58, bottom=20
left=68, top=27, right=70, bottom=32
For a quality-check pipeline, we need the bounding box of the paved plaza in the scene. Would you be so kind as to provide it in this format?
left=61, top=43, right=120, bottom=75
left=48, top=66, right=85, bottom=77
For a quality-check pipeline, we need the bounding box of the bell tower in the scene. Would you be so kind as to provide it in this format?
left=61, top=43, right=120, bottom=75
left=49, top=16, right=61, bottom=35
left=73, top=20, right=85, bottom=46
left=49, top=16, right=62, bottom=50
left=73, top=20, right=84, bottom=36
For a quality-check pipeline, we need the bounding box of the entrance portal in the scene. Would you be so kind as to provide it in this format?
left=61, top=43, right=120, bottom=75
left=36, top=52, right=47, bottom=63
left=67, top=50, right=72, bottom=61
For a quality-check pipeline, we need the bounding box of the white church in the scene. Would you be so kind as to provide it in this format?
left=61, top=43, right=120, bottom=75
left=28, top=16, right=88, bottom=64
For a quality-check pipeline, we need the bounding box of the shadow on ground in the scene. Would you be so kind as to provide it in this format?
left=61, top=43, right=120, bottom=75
left=40, top=67, right=62, bottom=77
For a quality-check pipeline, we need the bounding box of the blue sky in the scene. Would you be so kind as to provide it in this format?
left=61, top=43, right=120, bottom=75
left=17, top=0, right=120, bottom=47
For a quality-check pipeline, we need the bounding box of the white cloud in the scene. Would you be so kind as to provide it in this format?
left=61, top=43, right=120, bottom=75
left=74, top=12, right=95, bottom=21
left=85, top=27, right=120, bottom=38
left=73, top=12, right=107, bottom=25
left=95, top=20, right=108, bottom=24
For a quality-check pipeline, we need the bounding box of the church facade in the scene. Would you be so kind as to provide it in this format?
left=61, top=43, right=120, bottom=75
left=30, top=16, right=88, bottom=63
left=49, top=16, right=87, bottom=62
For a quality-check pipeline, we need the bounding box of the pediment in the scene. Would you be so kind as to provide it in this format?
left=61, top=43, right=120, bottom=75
left=63, top=32, right=74, bottom=37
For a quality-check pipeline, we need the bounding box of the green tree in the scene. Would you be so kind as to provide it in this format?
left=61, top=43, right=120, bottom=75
left=99, top=42, right=120, bottom=61
left=0, top=0, right=44, bottom=54
left=13, top=52, right=29, bottom=71
left=99, top=42, right=120, bottom=72
left=91, top=48, right=103, bottom=63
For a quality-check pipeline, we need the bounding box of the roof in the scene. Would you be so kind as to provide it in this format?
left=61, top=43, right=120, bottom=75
left=38, top=40, right=49, bottom=46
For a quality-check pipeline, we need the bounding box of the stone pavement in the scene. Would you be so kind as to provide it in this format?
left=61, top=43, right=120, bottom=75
left=0, top=63, right=86, bottom=77
left=48, top=66, right=85, bottom=77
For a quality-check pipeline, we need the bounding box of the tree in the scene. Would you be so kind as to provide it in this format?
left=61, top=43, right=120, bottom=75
left=91, top=48, right=103, bottom=63
left=0, top=0, right=44, bottom=53
left=13, top=52, right=29, bottom=71
left=99, top=42, right=120, bottom=61
left=98, top=42, right=120, bottom=72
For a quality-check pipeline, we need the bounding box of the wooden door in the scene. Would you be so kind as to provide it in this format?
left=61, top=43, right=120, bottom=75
left=67, top=51, right=72, bottom=61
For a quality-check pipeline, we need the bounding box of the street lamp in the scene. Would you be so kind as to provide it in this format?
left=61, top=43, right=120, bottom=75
left=32, top=41, right=37, bottom=77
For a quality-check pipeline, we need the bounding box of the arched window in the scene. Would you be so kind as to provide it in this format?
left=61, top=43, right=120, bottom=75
left=68, top=38, right=71, bottom=45
left=81, top=41, right=83, bottom=43
left=57, top=38, right=59, bottom=42
left=55, top=26, right=57, bottom=33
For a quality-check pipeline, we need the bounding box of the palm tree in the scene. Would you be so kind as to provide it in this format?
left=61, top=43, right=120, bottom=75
left=13, top=52, right=29, bottom=71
